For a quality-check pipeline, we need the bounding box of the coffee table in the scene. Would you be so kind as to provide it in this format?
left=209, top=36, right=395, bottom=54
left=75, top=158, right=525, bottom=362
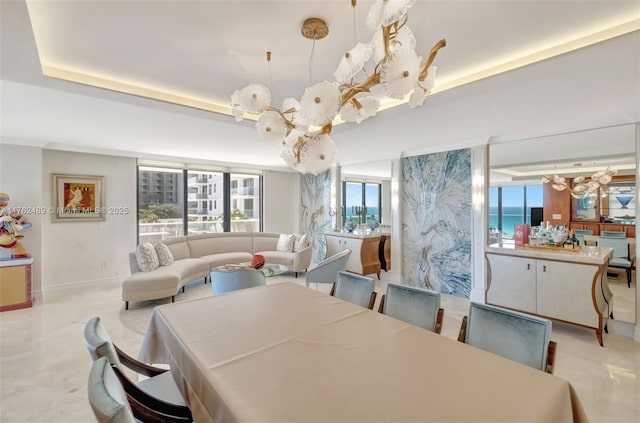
left=216, top=262, right=288, bottom=277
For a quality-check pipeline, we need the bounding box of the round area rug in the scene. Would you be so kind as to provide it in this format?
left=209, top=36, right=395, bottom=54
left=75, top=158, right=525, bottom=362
left=118, top=274, right=300, bottom=335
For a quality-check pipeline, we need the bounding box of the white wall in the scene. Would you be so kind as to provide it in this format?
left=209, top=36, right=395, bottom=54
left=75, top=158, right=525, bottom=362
left=0, top=143, right=44, bottom=298
left=263, top=170, right=300, bottom=234
left=41, top=150, right=137, bottom=288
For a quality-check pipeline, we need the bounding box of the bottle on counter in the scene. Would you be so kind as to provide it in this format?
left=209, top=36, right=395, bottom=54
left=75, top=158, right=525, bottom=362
left=563, top=230, right=574, bottom=249
left=571, top=230, right=580, bottom=247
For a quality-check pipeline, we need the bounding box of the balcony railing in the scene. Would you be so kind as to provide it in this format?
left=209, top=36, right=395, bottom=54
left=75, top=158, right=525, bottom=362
left=230, top=187, right=255, bottom=196
left=138, top=218, right=260, bottom=243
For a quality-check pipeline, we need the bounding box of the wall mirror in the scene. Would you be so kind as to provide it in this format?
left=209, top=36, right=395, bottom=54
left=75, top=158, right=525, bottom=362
left=340, top=160, right=392, bottom=229
left=489, top=124, right=636, bottom=324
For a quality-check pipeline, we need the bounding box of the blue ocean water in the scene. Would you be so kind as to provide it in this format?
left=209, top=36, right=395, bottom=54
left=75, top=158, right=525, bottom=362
left=489, top=206, right=530, bottom=236
left=345, top=206, right=379, bottom=222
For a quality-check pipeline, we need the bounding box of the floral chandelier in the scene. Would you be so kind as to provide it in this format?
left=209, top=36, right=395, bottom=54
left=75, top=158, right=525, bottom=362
left=542, top=167, right=617, bottom=199
left=230, top=0, right=446, bottom=174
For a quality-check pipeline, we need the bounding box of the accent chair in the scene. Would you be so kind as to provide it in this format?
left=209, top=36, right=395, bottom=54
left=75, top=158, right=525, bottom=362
left=597, top=236, right=633, bottom=287
left=305, top=249, right=352, bottom=289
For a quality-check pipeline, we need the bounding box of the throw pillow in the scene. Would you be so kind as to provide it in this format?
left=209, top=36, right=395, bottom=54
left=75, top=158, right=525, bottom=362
left=294, top=234, right=309, bottom=252
left=276, top=233, right=296, bottom=252
left=136, top=242, right=159, bottom=272
left=154, top=242, right=174, bottom=266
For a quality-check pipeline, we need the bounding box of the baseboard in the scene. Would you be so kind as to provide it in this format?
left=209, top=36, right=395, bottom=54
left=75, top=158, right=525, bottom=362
left=607, top=319, right=637, bottom=340
left=42, top=276, right=122, bottom=298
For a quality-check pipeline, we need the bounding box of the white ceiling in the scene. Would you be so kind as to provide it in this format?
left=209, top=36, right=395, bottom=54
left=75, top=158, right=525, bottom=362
left=1, top=0, right=639, bottom=173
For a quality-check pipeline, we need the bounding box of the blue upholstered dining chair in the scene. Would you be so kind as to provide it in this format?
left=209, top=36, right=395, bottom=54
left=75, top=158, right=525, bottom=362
left=597, top=236, right=633, bottom=287
left=211, top=267, right=266, bottom=295
left=87, top=357, right=137, bottom=423
left=83, top=317, right=192, bottom=422
left=573, top=229, right=593, bottom=246
left=600, top=230, right=626, bottom=238
left=330, top=271, right=377, bottom=310
left=378, top=283, right=444, bottom=334
left=305, top=249, right=352, bottom=289
left=457, top=302, right=557, bottom=374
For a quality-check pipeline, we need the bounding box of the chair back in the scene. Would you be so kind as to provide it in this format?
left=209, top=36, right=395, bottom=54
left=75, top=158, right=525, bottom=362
left=463, top=302, right=552, bottom=371
left=573, top=229, right=593, bottom=235
left=84, top=317, right=123, bottom=369
left=597, top=236, right=629, bottom=259
left=333, top=271, right=376, bottom=309
left=382, top=283, right=441, bottom=332
left=211, top=268, right=266, bottom=295
left=306, top=249, right=352, bottom=285
left=601, top=231, right=626, bottom=238
left=87, top=357, right=136, bottom=423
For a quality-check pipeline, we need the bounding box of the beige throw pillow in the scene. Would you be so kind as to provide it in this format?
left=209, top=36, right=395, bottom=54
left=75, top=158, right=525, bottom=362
left=276, top=233, right=296, bottom=252
left=136, top=242, right=159, bottom=272
left=154, top=242, right=174, bottom=266
left=294, top=234, right=309, bottom=252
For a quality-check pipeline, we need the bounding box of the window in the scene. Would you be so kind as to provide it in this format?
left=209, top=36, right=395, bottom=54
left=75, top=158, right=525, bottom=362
left=342, top=181, right=382, bottom=226
left=137, top=166, right=262, bottom=241
left=230, top=173, right=261, bottom=232
left=489, top=184, right=543, bottom=240
left=138, top=167, right=185, bottom=244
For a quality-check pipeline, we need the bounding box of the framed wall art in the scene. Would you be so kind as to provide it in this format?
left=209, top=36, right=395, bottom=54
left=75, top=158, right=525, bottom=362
left=52, top=174, right=104, bottom=221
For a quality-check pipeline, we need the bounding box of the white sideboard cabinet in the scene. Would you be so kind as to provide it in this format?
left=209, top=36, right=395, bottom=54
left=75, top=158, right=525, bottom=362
left=325, top=232, right=381, bottom=279
left=486, top=246, right=613, bottom=346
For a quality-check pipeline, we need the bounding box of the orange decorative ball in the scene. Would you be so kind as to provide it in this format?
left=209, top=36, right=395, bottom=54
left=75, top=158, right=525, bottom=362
left=251, top=254, right=265, bottom=269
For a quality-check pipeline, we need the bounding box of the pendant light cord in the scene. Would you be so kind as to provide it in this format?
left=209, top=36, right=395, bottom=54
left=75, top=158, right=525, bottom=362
left=308, top=37, right=316, bottom=86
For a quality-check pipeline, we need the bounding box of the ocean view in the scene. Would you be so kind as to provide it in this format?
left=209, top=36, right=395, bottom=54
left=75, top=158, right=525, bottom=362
left=490, top=206, right=531, bottom=236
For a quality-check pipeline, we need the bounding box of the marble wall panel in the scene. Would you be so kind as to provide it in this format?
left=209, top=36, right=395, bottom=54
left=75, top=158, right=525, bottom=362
left=402, top=149, right=472, bottom=298
left=301, top=170, right=332, bottom=264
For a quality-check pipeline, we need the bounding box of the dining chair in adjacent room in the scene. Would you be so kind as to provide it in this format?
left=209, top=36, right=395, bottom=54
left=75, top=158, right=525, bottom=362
left=573, top=229, right=593, bottom=246
left=211, top=267, right=266, bottom=295
left=305, top=249, right=352, bottom=289
left=600, top=230, right=626, bottom=238
left=330, top=271, right=377, bottom=310
left=83, top=317, right=193, bottom=422
left=597, top=236, right=633, bottom=287
left=378, top=282, right=444, bottom=334
left=457, top=302, right=557, bottom=374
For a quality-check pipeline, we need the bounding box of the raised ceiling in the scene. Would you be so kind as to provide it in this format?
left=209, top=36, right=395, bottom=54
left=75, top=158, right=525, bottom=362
left=1, top=1, right=639, bottom=170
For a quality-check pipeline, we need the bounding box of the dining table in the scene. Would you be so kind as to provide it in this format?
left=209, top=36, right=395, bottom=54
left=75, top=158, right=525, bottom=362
left=139, top=282, right=589, bottom=423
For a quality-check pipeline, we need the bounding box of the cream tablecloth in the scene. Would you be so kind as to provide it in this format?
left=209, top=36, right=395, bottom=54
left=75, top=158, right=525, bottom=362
left=139, top=282, right=588, bottom=423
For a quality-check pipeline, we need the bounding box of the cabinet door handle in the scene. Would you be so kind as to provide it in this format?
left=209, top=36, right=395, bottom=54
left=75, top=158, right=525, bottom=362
left=527, top=263, right=530, bottom=270
left=543, top=265, right=547, bottom=272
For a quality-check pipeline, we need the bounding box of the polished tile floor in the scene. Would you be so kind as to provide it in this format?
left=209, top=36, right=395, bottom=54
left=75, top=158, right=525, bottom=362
left=1, top=273, right=639, bottom=422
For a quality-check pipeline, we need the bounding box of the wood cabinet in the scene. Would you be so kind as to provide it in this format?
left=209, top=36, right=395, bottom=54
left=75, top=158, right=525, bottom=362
left=486, top=247, right=612, bottom=346
left=0, top=258, right=34, bottom=312
left=568, top=222, right=635, bottom=238
left=325, top=232, right=381, bottom=279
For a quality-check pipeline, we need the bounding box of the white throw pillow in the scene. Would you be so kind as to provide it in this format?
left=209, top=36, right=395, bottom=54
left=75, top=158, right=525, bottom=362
left=276, top=233, right=296, bottom=252
left=136, top=242, right=159, bottom=272
left=294, top=234, right=309, bottom=252
left=154, top=242, right=174, bottom=266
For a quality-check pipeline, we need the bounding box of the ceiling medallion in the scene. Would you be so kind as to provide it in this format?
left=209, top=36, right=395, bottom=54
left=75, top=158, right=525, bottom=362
left=230, top=0, right=446, bottom=174
left=301, top=18, right=329, bottom=40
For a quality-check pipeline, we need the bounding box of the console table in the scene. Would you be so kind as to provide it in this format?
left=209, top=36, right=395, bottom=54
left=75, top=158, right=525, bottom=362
left=486, top=245, right=613, bottom=346
left=325, top=232, right=381, bottom=278
left=0, top=257, right=34, bottom=312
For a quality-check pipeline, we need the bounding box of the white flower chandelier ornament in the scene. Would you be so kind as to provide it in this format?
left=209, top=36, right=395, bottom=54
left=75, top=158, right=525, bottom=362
left=542, top=167, right=617, bottom=199
left=231, top=0, right=446, bottom=174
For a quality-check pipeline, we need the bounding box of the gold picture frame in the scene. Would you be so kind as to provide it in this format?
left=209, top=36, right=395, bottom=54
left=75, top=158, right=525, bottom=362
left=52, top=174, right=104, bottom=221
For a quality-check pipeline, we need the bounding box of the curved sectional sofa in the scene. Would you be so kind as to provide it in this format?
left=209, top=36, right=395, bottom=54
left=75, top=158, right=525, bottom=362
left=122, top=232, right=311, bottom=309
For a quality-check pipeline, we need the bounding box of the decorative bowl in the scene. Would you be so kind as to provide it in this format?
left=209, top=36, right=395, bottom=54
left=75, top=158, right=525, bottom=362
left=251, top=254, right=265, bottom=269
left=616, top=196, right=633, bottom=208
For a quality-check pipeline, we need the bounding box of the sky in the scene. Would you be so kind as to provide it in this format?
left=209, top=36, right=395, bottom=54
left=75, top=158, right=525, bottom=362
left=490, top=185, right=543, bottom=208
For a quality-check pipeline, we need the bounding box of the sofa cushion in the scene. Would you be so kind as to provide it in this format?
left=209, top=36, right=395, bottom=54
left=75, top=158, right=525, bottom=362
left=277, top=233, right=295, bottom=252
left=154, top=242, right=174, bottom=266
left=200, top=252, right=253, bottom=268
left=257, top=251, right=295, bottom=267
left=294, top=234, right=309, bottom=252
left=252, top=234, right=278, bottom=252
left=136, top=243, right=159, bottom=272
left=188, top=233, right=253, bottom=257
left=163, top=236, right=190, bottom=261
